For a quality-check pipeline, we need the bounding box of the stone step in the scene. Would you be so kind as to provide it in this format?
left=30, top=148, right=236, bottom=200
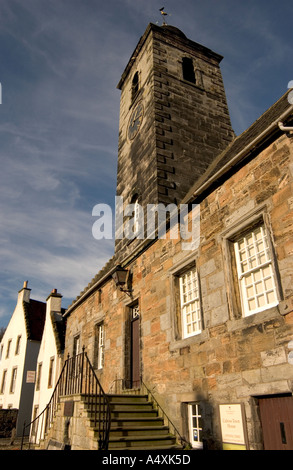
left=107, top=394, right=149, bottom=403
left=83, top=392, right=180, bottom=450
left=89, top=408, right=159, bottom=419
left=107, top=417, right=165, bottom=427
left=109, top=425, right=169, bottom=438
left=108, top=434, right=177, bottom=450
left=110, top=402, right=154, bottom=411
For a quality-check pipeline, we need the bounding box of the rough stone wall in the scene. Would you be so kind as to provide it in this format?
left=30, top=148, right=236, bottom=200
left=0, top=409, right=18, bottom=438
left=115, top=25, right=234, bottom=257
left=38, top=396, right=98, bottom=450
left=152, top=27, right=234, bottom=206
left=65, top=132, right=293, bottom=450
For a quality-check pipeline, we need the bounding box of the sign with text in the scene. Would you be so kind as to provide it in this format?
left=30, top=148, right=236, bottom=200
left=219, top=403, right=249, bottom=450
left=26, top=371, right=36, bottom=383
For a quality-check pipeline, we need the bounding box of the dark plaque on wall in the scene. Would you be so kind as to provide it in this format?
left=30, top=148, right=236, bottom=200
left=64, top=401, right=74, bottom=417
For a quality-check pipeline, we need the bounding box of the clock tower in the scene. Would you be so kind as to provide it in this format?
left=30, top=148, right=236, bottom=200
left=115, top=23, right=234, bottom=255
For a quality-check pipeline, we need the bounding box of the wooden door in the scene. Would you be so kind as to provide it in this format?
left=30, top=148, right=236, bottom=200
left=130, top=305, right=140, bottom=388
left=259, top=396, right=293, bottom=450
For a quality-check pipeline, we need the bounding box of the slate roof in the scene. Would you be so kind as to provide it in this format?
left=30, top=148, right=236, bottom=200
left=66, top=254, right=118, bottom=314
left=23, top=299, right=46, bottom=341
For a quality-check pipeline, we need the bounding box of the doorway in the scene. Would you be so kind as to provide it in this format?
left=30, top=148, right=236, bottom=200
left=259, top=395, right=293, bottom=450
left=130, top=303, right=140, bottom=389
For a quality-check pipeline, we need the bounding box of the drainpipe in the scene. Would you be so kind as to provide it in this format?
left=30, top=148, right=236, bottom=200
left=278, top=121, right=293, bottom=132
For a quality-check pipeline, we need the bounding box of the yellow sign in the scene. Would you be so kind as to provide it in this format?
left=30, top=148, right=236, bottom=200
left=223, top=443, right=247, bottom=451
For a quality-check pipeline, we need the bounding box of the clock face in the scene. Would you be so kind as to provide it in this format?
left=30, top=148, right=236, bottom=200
left=128, top=101, right=144, bottom=140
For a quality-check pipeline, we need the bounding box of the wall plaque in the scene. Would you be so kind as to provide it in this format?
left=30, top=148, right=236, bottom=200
left=47, top=439, right=65, bottom=450
left=64, top=401, right=74, bottom=417
left=219, top=403, right=249, bottom=450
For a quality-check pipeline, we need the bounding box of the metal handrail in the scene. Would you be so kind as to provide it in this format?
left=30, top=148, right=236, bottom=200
left=21, top=360, right=67, bottom=450
left=140, top=380, right=190, bottom=448
left=21, top=348, right=111, bottom=450
left=108, top=378, right=190, bottom=448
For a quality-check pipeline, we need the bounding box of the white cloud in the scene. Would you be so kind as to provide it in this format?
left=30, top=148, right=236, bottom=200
left=0, top=0, right=292, bottom=328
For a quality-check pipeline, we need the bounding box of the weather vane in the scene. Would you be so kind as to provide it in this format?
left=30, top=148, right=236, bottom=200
left=159, top=7, right=168, bottom=25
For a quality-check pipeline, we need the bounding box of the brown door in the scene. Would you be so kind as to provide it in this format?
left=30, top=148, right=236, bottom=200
left=259, top=396, right=293, bottom=450
left=130, top=305, right=140, bottom=388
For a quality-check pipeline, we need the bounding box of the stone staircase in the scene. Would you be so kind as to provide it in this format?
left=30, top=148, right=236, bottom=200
left=87, top=394, right=181, bottom=450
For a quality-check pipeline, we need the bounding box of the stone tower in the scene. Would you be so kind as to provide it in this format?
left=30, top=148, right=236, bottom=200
left=115, top=23, right=234, bottom=255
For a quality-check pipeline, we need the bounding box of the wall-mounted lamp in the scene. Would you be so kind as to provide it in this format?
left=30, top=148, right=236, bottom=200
left=112, top=265, right=132, bottom=296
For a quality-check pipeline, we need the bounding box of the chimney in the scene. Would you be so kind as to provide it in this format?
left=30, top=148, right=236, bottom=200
left=18, top=280, right=31, bottom=304
left=46, top=288, right=62, bottom=315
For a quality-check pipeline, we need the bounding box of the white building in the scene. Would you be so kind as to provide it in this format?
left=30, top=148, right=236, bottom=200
left=0, top=282, right=46, bottom=436
left=30, top=288, right=65, bottom=443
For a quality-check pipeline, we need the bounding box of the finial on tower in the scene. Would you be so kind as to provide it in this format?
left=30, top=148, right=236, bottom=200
left=159, top=7, right=168, bottom=25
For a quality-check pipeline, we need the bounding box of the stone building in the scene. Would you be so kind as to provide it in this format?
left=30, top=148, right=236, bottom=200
left=46, top=23, right=293, bottom=450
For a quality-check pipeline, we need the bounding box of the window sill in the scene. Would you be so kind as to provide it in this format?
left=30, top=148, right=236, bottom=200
left=180, top=79, right=204, bottom=92
left=169, top=329, right=208, bottom=352
left=227, top=305, right=281, bottom=333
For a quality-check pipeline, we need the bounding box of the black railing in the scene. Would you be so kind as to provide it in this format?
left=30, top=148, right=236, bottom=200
left=108, top=378, right=190, bottom=448
left=21, top=348, right=111, bottom=450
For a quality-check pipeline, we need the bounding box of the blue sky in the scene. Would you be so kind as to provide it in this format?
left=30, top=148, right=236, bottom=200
left=0, top=0, right=292, bottom=328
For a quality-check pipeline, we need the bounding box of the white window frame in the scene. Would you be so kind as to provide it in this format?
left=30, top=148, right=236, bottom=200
left=234, top=224, right=279, bottom=317
left=188, top=403, right=203, bottom=449
left=97, top=324, right=104, bottom=370
left=73, top=335, right=80, bottom=357
left=179, top=267, right=202, bottom=338
left=131, top=303, right=140, bottom=320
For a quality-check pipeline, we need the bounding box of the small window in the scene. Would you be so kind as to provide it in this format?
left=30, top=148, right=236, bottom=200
left=133, top=197, right=140, bottom=235
left=10, top=367, right=17, bottom=393
left=188, top=403, right=203, bottom=449
left=36, top=362, right=42, bottom=391
left=31, top=405, right=39, bottom=435
left=1, top=370, right=7, bottom=394
left=132, top=71, right=139, bottom=101
left=48, top=357, right=55, bottom=388
left=73, top=335, right=80, bottom=357
left=234, top=225, right=279, bottom=316
left=182, top=57, right=196, bottom=84
left=179, top=267, right=202, bottom=338
left=131, top=303, right=140, bottom=320
left=6, top=339, right=12, bottom=358
left=124, top=194, right=143, bottom=240
left=15, top=335, right=21, bottom=355
left=96, top=323, right=104, bottom=370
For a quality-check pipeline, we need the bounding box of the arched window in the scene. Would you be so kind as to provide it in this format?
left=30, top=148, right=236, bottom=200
left=131, top=194, right=140, bottom=234
left=132, top=72, right=139, bottom=101
left=182, top=57, right=196, bottom=84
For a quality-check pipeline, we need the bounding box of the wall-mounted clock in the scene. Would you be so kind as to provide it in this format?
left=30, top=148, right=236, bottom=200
left=128, top=101, right=144, bottom=140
